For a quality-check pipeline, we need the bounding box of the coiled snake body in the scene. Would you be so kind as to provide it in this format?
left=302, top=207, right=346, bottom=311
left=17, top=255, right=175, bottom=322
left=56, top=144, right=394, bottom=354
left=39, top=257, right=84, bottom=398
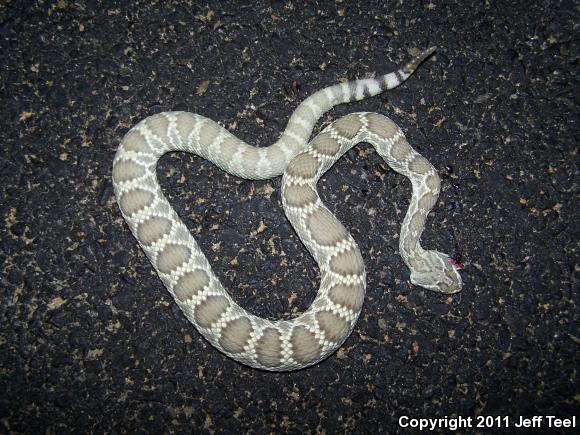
left=112, top=47, right=463, bottom=371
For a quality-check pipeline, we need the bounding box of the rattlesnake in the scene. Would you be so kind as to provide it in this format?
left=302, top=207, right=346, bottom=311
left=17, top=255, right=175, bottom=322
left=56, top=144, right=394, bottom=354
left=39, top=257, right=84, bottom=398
left=112, top=47, right=463, bottom=371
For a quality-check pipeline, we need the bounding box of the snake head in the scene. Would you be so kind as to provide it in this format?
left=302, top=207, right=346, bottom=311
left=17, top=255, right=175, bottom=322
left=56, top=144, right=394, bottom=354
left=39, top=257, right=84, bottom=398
left=409, top=250, right=463, bottom=294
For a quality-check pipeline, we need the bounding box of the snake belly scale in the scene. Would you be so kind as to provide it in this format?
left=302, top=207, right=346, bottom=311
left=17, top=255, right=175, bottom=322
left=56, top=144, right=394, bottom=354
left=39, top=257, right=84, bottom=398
left=112, top=47, right=463, bottom=371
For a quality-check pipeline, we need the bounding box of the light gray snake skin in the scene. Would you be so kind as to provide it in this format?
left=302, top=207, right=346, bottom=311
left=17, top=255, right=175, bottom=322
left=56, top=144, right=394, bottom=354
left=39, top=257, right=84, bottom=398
left=112, top=47, right=463, bottom=371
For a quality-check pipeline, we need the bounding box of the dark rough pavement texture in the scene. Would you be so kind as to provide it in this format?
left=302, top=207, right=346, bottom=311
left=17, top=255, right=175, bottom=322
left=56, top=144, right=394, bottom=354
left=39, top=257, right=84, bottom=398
left=1, top=0, right=578, bottom=433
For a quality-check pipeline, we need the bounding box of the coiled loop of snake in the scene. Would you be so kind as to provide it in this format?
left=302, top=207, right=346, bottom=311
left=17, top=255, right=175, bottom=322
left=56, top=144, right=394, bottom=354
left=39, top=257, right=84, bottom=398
left=112, top=47, right=462, bottom=371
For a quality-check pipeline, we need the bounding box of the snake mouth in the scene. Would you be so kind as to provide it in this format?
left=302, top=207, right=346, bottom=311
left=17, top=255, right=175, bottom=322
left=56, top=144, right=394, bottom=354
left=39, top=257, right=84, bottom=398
left=450, top=257, right=463, bottom=270
left=444, top=285, right=462, bottom=294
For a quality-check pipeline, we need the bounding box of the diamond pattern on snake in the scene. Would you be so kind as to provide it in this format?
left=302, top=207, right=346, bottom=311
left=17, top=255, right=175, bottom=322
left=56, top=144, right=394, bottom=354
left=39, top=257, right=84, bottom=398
left=112, top=47, right=463, bottom=371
